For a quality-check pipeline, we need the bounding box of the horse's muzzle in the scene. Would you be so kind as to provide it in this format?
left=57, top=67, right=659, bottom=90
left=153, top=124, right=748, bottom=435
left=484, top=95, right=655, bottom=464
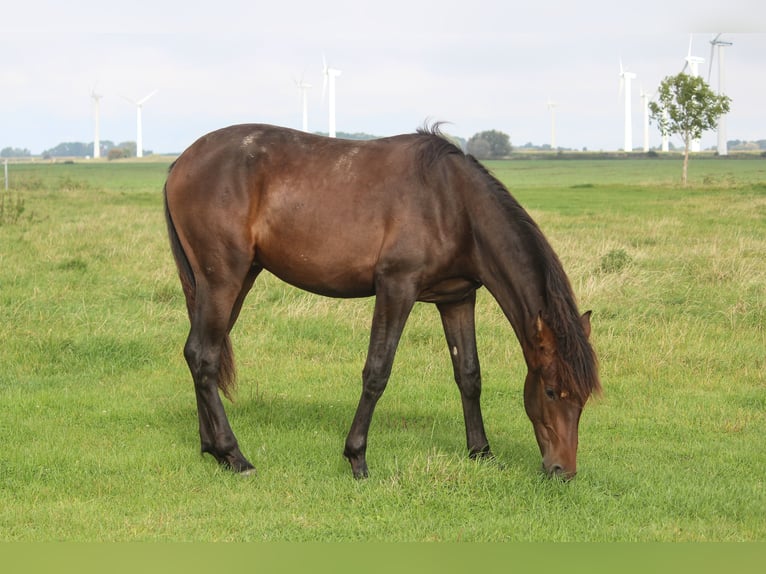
left=544, top=462, right=576, bottom=481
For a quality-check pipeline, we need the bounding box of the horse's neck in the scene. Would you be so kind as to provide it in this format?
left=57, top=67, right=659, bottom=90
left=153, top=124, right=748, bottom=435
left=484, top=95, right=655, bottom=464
left=472, top=194, right=547, bottom=349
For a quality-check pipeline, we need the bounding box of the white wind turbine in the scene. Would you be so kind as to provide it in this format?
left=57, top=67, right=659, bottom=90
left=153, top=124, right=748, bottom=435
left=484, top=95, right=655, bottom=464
left=322, top=56, right=342, bottom=138
left=123, top=90, right=158, bottom=158
left=682, top=35, right=705, bottom=152
left=90, top=87, right=103, bottom=159
left=709, top=33, right=733, bottom=156
left=546, top=99, right=558, bottom=149
left=295, top=78, right=312, bottom=132
left=682, top=34, right=706, bottom=77
left=619, top=60, right=637, bottom=152
left=640, top=87, right=652, bottom=152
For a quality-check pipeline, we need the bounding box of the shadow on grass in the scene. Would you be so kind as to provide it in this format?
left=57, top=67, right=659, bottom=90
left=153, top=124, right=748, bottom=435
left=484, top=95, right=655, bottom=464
left=157, top=388, right=538, bottom=479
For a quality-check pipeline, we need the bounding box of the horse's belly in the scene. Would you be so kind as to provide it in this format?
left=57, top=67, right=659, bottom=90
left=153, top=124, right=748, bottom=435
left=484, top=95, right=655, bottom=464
left=417, top=277, right=481, bottom=303
left=256, top=246, right=377, bottom=299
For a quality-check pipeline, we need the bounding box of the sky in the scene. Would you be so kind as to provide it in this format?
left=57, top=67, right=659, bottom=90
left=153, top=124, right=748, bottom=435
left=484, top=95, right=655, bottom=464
left=1, top=0, right=765, bottom=155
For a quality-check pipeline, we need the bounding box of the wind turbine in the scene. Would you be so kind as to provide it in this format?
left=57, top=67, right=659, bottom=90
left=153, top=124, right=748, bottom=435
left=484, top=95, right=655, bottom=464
left=639, top=88, right=656, bottom=153
left=122, top=90, right=158, bottom=158
left=709, top=33, right=733, bottom=156
left=682, top=35, right=705, bottom=152
left=546, top=99, right=558, bottom=150
left=619, top=60, right=636, bottom=152
left=682, top=34, right=706, bottom=77
left=295, top=78, right=312, bottom=132
left=322, top=56, right=342, bottom=138
left=90, top=87, right=103, bottom=159
left=640, top=87, right=652, bottom=152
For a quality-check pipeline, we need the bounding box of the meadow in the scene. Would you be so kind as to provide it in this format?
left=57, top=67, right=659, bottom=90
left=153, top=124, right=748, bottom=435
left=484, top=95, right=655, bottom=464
left=0, top=155, right=764, bottom=541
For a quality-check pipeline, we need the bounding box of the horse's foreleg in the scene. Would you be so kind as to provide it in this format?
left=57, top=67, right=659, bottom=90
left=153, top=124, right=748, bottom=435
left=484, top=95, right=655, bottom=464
left=343, top=279, right=417, bottom=478
left=437, top=292, right=492, bottom=459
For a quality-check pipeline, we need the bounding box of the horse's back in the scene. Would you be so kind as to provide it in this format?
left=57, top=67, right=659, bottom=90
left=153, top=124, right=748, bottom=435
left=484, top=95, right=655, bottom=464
left=165, top=124, right=476, bottom=299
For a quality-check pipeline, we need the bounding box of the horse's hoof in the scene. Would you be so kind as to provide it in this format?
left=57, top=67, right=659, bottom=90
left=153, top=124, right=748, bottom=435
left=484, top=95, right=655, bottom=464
left=347, top=458, right=369, bottom=479
left=469, top=445, right=493, bottom=459
left=238, top=467, right=257, bottom=477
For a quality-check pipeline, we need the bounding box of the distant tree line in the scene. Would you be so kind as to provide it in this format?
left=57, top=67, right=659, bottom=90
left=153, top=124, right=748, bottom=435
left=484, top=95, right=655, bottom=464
left=1, top=147, right=32, bottom=158
left=0, top=141, right=150, bottom=159
left=39, top=141, right=146, bottom=159
left=728, top=140, right=766, bottom=151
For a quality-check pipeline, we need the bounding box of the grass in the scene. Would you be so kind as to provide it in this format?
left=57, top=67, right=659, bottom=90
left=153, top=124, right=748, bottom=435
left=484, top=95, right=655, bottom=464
left=0, top=157, right=765, bottom=541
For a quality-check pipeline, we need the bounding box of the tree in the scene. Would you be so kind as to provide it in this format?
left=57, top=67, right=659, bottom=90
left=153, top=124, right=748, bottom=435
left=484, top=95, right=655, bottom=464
left=649, top=73, right=731, bottom=186
left=467, top=130, right=512, bottom=159
left=108, top=147, right=128, bottom=160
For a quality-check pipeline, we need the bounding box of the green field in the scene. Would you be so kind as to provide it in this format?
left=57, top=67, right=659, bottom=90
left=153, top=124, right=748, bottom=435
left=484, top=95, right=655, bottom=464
left=1, top=156, right=764, bottom=541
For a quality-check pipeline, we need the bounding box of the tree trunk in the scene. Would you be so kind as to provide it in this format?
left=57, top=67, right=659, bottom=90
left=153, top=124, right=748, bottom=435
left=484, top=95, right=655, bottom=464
left=682, top=138, right=690, bottom=187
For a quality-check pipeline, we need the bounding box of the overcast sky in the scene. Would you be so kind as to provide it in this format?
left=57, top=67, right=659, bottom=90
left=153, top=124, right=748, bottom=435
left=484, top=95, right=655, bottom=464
left=2, top=1, right=765, bottom=154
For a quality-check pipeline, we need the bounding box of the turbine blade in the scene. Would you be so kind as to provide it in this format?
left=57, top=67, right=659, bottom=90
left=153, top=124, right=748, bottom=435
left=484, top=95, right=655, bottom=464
left=137, top=89, right=158, bottom=106
left=321, top=54, right=328, bottom=101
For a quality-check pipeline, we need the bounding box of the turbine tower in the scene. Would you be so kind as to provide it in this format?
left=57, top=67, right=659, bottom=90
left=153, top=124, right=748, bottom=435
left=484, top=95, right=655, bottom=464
left=322, top=56, right=342, bottom=138
left=123, top=90, right=158, bottom=158
left=640, top=87, right=651, bottom=152
left=90, top=88, right=103, bottom=159
left=296, top=79, right=312, bottom=132
left=661, top=108, right=670, bottom=152
left=619, top=61, right=636, bottom=152
left=546, top=99, right=558, bottom=150
left=709, top=33, right=733, bottom=156
left=682, top=35, right=705, bottom=152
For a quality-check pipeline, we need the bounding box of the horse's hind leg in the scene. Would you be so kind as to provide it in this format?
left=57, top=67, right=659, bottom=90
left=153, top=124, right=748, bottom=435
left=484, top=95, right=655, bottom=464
left=185, top=270, right=260, bottom=474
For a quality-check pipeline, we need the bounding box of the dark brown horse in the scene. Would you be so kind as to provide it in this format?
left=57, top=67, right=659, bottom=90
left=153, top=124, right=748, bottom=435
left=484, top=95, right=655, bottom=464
left=164, top=123, right=600, bottom=479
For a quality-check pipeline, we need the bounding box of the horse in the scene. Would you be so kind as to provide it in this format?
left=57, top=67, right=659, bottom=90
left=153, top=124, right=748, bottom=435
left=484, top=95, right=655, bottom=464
left=163, top=123, right=600, bottom=480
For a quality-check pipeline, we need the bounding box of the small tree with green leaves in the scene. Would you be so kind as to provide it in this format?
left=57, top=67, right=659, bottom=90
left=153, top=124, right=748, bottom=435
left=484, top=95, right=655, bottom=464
left=649, top=73, right=731, bottom=186
left=467, top=130, right=512, bottom=160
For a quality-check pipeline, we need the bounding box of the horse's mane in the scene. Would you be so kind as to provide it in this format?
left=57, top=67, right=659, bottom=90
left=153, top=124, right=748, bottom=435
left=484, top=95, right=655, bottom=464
left=413, top=131, right=600, bottom=402
left=472, top=157, right=600, bottom=401
left=413, top=123, right=464, bottom=178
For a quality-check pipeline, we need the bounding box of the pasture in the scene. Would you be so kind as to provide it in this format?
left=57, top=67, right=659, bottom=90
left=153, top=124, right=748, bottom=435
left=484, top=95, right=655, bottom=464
left=0, top=156, right=764, bottom=541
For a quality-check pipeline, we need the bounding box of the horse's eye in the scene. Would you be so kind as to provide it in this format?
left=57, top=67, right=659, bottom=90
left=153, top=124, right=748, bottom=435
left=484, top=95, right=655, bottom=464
left=544, top=388, right=556, bottom=400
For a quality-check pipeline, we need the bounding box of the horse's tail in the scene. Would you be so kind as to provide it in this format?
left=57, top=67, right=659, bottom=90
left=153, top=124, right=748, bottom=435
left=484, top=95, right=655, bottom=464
left=164, top=173, right=237, bottom=400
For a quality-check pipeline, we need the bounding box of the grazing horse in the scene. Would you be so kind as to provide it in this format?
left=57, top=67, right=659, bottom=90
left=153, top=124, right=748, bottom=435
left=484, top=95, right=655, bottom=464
left=163, top=124, right=600, bottom=479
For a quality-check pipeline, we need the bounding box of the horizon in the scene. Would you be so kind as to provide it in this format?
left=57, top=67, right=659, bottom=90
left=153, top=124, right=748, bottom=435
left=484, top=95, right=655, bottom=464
left=6, top=131, right=766, bottom=160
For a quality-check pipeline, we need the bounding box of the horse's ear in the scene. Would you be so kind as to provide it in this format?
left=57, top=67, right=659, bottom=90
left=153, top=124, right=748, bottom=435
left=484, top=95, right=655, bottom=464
left=580, top=310, right=592, bottom=339
left=534, top=311, right=555, bottom=351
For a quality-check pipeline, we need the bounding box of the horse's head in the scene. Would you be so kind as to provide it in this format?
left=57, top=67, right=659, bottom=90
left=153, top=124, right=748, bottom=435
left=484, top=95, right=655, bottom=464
left=523, top=311, right=597, bottom=479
